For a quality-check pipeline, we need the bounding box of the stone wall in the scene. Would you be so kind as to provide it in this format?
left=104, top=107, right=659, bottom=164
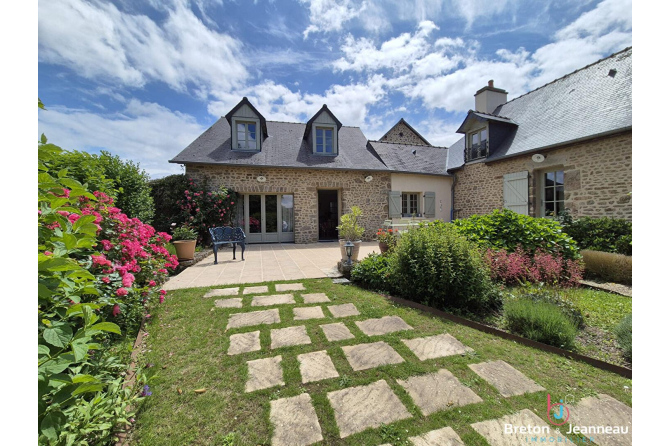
left=453, top=131, right=632, bottom=220
left=185, top=164, right=391, bottom=243
left=380, top=121, right=430, bottom=146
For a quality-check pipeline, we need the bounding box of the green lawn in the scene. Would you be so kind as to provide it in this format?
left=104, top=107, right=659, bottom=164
left=131, top=279, right=632, bottom=445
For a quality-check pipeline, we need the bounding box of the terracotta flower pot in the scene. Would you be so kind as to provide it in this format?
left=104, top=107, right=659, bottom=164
left=378, top=242, right=389, bottom=254
left=339, top=239, right=362, bottom=263
left=173, top=240, right=196, bottom=261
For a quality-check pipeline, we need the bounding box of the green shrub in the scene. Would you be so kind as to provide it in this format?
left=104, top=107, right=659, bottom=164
left=581, top=250, right=632, bottom=284
left=561, top=215, right=632, bottom=255
left=391, top=224, right=501, bottom=313
left=613, top=314, right=632, bottom=361
left=50, top=150, right=154, bottom=222
left=513, top=286, right=584, bottom=328
left=504, top=298, right=578, bottom=349
left=172, top=224, right=198, bottom=241
left=149, top=174, right=191, bottom=233
left=337, top=206, right=365, bottom=241
left=351, top=253, right=394, bottom=292
left=452, top=209, right=580, bottom=260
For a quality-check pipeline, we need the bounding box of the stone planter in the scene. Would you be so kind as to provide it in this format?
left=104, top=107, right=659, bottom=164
left=339, top=239, right=362, bottom=263
left=378, top=242, right=389, bottom=254
left=173, top=240, right=197, bottom=261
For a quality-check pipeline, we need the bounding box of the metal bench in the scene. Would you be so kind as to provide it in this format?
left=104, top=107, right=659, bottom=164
left=209, top=226, right=246, bottom=263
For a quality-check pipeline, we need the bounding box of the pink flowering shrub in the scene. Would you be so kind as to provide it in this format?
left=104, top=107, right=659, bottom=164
left=484, top=247, right=583, bottom=287
left=177, top=178, right=238, bottom=243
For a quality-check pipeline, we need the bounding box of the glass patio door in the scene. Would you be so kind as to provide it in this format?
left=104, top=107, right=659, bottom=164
left=243, top=194, right=293, bottom=243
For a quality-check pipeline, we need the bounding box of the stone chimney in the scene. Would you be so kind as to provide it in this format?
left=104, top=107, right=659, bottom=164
left=474, top=80, right=508, bottom=114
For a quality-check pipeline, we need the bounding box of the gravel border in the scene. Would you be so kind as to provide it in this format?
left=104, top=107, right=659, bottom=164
left=580, top=280, right=632, bottom=297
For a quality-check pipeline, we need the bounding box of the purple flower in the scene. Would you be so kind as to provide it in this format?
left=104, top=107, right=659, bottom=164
left=141, top=385, right=152, bottom=397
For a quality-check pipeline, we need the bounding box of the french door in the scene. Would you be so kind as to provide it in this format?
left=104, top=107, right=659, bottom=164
left=242, top=194, right=294, bottom=243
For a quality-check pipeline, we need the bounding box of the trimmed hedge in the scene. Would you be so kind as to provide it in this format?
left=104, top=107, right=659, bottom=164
left=561, top=216, right=632, bottom=255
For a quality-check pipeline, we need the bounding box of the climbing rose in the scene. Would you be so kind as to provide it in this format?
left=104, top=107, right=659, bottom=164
left=101, top=276, right=110, bottom=284
left=116, top=287, right=129, bottom=296
left=148, top=280, right=156, bottom=287
left=112, top=304, right=121, bottom=317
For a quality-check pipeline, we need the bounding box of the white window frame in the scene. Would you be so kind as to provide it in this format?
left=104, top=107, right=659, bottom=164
left=401, top=192, right=420, bottom=216
left=468, top=127, right=488, bottom=148
left=312, top=124, right=337, bottom=155
left=541, top=169, right=565, bottom=218
left=232, top=118, right=261, bottom=151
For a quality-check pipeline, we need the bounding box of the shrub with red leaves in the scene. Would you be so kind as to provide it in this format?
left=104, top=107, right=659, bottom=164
left=484, top=247, right=583, bottom=287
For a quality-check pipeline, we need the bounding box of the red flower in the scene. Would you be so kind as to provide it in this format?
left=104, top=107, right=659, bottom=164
left=101, top=276, right=110, bottom=284
left=148, top=280, right=156, bottom=287
left=44, top=251, right=52, bottom=256
left=116, top=287, right=129, bottom=296
left=112, top=304, right=121, bottom=317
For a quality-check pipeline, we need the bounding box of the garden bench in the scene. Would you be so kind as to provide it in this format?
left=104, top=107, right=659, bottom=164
left=209, top=226, right=246, bottom=263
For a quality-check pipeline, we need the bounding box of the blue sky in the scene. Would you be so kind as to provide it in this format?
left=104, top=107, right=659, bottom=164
left=37, top=0, right=632, bottom=178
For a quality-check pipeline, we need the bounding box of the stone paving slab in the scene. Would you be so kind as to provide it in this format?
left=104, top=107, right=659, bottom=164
left=204, top=287, right=239, bottom=297
left=227, top=309, right=280, bottom=329
left=271, top=325, right=312, bottom=349
left=397, top=369, right=483, bottom=415
left=275, top=283, right=306, bottom=292
left=568, top=394, right=632, bottom=446
left=251, top=294, right=296, bottom=307
left=402, top=333, right=473, bottom=360
left=228, top=331, right=261, bottom=355
left=245, top=355, right=284, bottom=392
left=214, top=298, right=243, bottom=309
left=327, top=303, right=360, bottom=318
left=342, top=341, right=404, bottom=371
left=270, top=393, right=323, bottom=446
left=297, top=350, right=340, bottom=383
left=355, top=315, right=414, bottom=336
left=471, top=409, right=574, bottom=445
left=243, top=285, right=269, bottom=294
left=320, top=323, right=355, bottom=341
left=302, top=292, right=331, bottom=303
left=468, top=360, right=545, bottom=397
left=327, top=379, right=412, bottom=438
left=409, top=426, right=465, bottom=446
left=293, top=306, right=326, bottom=320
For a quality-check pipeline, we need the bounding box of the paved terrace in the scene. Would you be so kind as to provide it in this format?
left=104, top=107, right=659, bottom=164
left=164, top=242, right=379, bottom=290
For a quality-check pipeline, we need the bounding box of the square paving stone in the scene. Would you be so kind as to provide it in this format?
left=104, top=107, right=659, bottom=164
left=327, top=303, right=360, bottom=318
left=251, top=294, right=296, bottom=307
left=302, top=293, right=331, bottom=303
left=245, top=355, right=284, bottom=392
left=228, top=331, right=261, bottom=355
left=468, top=360, right=545, bottom=397
left=270, top=325, right=312, bottom=349
left=402, top=333, right=473, bottom=360
left=320, top=323, right=355, bottom=341
left=270, top=393, right=323, bottom=446
left=297, top=350, right=340, bottom=383
left=355, top=316, right=413, bottom=336
left=243, top=285, right=269, bottom=294
left=397, top=369, right=482, bottom=415
left=275, top=282, right=306, bottom=292
left=214, top=298, right=243, bottom=309
left=227, top=309, right=280, bottom=329
left=471, top=409, right=574, bottom=445
left=327, top=379, right=412, bottom=438
left=409, top=426, right=465, bottom=446
left=342, top=341, right=404, bottom=371
left=294, top=306, right=326, bottom=320
left=204, top=287, right=239, bottom=297
left=568, top=394, right=632, bottom=446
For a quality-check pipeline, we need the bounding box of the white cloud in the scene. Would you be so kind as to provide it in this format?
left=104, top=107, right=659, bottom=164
left=556, top=0, right=632, bottom=40
left=38, top=0, right=248, bottom=98
left=449, top=0, right=516, bottom=29
left=38, top=100, right=205, bottom=178
left=300, top=0, right=367, bottom=38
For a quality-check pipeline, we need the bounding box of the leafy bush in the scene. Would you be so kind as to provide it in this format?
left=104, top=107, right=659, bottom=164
left=172, top=224, right=198, bottom=241
left=149, top=174, right=191, bottom=233
left=337, top=206, right=365, bottom=241
left=504, top=298, right=578, bottom=349
left=351, top=253, right=394, bottom=292
left=50, top=149, right=155, bottom=223
left=38, top=133, right=178, bottom=445
left=581, top=250, right=632, bottom=285
left=561, top=215, right=632, bottom=255
left=452, top=209, right=580, bottom=260
left=484, top=247, right=583, bottom=287
left=613, top=314, right=632, bottom=361
left=513, top=286, right=584, bottom=328
left=390, top=224, right=501, bottom=313
left=178, top=178, right=238, bottom=243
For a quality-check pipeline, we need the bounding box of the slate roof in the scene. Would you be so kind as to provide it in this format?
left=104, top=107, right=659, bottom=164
left=449, top=47, right=632, bottom=168
left=379, top=118, right=432, bottom=146
left=368, top=141, right=449, bottom=176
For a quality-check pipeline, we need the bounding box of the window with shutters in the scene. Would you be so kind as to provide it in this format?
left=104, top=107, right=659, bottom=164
left=542, top=170, right=565, bottom=217
left=402, top=193, right=419, bottom=216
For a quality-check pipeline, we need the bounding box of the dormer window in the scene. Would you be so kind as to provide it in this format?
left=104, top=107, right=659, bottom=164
left=315, top=127, right=334, bottom=153
left=465, top=127, right=488, bottom=161
left=236, top=121, right=257, bottom=150
left=225, top=97, right=267, bottom=152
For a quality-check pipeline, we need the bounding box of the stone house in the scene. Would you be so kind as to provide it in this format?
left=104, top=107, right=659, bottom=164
left=170, top=99, right=452, bottom=243
left=170, top=47, right=632, bottom=243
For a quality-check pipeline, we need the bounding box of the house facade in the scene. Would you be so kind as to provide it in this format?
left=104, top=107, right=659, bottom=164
left=170, top=47, right=632, bottom=243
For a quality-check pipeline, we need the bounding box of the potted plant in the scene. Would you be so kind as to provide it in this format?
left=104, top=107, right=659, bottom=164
left=336, top=206, right=365, bottom=262
left=376, top=228, right=399, bottom=254
left=172, top=224, right=198, bottom=261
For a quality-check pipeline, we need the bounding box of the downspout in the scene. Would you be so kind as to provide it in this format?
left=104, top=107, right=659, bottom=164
left=450, top=172, right=457, bottom=221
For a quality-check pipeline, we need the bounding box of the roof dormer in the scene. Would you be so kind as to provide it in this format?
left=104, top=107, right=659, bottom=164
left=225, top=97, right=268, bottom=152
left=304, top=105, right=342, bottom=156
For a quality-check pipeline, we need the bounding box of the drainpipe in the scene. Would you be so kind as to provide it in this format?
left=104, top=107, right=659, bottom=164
left=450, top=173, right=457, bottom=221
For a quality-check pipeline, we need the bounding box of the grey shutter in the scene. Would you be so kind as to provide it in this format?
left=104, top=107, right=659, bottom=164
left=424, top=192, right=436, bottom=218
left=389, top=191, right=402, bottom=218
left=503, top=171, right=529, bottom=215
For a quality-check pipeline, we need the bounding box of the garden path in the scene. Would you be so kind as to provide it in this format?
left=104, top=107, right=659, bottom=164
left=164, top=242, right=379, bottom=290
